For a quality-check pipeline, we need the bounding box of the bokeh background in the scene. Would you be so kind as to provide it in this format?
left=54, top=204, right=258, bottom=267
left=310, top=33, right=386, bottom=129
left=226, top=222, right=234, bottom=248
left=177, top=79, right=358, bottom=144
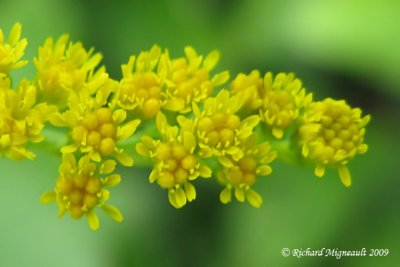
left=1, top=0, right=399, bottom=266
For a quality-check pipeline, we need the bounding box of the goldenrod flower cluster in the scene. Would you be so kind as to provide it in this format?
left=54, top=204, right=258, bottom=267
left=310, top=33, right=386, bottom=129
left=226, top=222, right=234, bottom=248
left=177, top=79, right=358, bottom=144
left=0, top=23, right=370, bottom=230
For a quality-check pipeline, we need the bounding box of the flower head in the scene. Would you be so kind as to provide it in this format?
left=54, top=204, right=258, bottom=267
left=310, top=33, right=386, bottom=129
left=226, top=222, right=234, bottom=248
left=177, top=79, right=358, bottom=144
left=50, top=80, right=140, bottom=166
left=116, top=45, right=163, bottom=118
left=298, top=98, right=370, bottom=187
left=0, top=23, right=28, bottom=74
left=180, top=90, right=260, bottom=167
left=230, top=70, right=263, bottom=110
left=40, top=154, right=123, bottom=230
left=218, top=134, right=276, bottom=207
left=0, top=74, right=48, bottom=160
left=136, top=112, right=212, bottom=208
left=159, top=46, right=229, bottom=113
left=34, top=34, right=104, bottom=108
left=260, top=72, right=312, bottom=139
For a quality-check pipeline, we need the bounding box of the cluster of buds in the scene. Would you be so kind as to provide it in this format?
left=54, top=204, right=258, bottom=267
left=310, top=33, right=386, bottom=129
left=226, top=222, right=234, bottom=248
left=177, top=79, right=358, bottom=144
left=0, top=23, right=370, bottom=230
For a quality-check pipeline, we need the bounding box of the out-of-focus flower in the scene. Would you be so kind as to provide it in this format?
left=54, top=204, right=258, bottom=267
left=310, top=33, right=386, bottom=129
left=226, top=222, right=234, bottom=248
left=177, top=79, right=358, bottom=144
left=50, top=80, right=140, bottom=166
left=218, top=134, right=276, bottom=207
left=34, top=34, right=104, bottom=108
left=116, top=45, right=163, bottom=118
left=260, top=72, right=312, bottom=139
left=0, top=23, right=27, bottom=74
left=230, top=70, right=263, bottom=110
left=179, top=90, right=260, bottom=168
left=136, top=112, right=212, bottom=208
left=298, top=98, right=370, bottom=187
left=159, top=46, right=229, bottom=113
left=40, top=154, right=123, bottom=230
left=0, top=74, right=48, bottom=160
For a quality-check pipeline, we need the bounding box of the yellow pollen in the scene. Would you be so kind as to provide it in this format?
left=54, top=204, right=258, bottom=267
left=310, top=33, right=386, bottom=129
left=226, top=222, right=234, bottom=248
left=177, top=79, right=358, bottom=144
left=99, top=138, right=115, bottom=156
left=96, top=108, right=113, bottom=124
left=158, top=172, right=174, bottom=188
left=99, top=123, right=116, bottom=138
left=198, top=117, right=214, bottom=132
left=180, top=155, right=196, bottom=170
left=238, top=157, right=257, bottom=172
left=174, top=168, right=188, bottom=184
left=172, top=144, right=186, bottom=160
left=71, top=126, right=86, bottom=143
left=83, top=113, right=99, bottom=130
left=155, top=143, right=171, bottom=160
left=87, top=131, right=101, bottom=147
left=142, top=98, right=160, bottom=118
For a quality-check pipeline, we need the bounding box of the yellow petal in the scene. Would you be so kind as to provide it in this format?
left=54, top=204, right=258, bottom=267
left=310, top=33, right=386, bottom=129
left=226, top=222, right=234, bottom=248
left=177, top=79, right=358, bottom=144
left=211, top=71, right=230, bottom=86
left=115, top=152, right=134, bottom=167
left=103, top=174, right=121, bottom=187
left=60, top=144, right=78, bottom=154
left=183, top=182, right=196, bottom=202
left=40, top=192, right=56, bottom=204
left=218, top=156, right=233, bottom=168
left=113, top=109, right=127, bottom=124
left=272, top=127, right=284, bottom=139
left=234, top=187, right=245, bottom=202
left=183, top=131, right=196, bottom=151
left=198, top=165, right=212, bottom=178
left=100, top=160, right=116, bottom=174
left=246, top=189, right=262, bottom=208
left=203, top=50, right=220, bottom=71
left=219, top=187, right=231, bottom=204
left=175, top=187, right=187, bottom=208
left=314, top=164, right=325, bottom=177
left=338, top=165, right=352, bottom=187
left=256, top=165, right=272, bottom=176
left=163, top=98, right=184, bottom=112
left=117, top=119, right=140, bottom=140
left=87, top=210, right=99, bottom=231
left=102, top=205, right=123, bottom=222
left=136, top=143, right=150, bottom=157
left=9, top=23, right=22, bottom=45
left=168, top=190, right=179, bottom=208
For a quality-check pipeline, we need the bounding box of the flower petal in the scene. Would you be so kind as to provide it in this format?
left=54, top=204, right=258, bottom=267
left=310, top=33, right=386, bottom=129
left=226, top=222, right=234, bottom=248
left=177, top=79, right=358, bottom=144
left=87, top=210, right=99, bottom=231
left=220, top=187, right=231, bottom=204
left=102, top=205, right=123, bottom=222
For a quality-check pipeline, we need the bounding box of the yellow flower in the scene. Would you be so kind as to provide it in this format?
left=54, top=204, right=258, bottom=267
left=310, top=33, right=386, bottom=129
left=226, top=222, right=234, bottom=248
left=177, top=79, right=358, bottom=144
left=0, top=74, right=48, bottom=160
left=34, top=34, right=104, bottom=108
left=159, top=46, right=229, bottom=113
left=218, top=134, right=276, bottom=207
left=0, top=23, right=28, bottom=74
left=260, top=72, right=312, bottom=139
left=116, top=45, right=163, bottom=118
left=179, top=89, right=260, bottom=168
left=136, top=112, right=212, bottom=208
left=50, top=80, right=140, bottom=166
left=298, top=98, right=370, bottom=187
left=40, top=154, right=123, bottom=231
left=230, top=70, right=263, bottom=110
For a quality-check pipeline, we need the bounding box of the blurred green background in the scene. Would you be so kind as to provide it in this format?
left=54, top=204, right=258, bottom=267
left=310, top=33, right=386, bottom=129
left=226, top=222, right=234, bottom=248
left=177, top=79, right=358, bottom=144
left=1, top=0, right=399, bottom=266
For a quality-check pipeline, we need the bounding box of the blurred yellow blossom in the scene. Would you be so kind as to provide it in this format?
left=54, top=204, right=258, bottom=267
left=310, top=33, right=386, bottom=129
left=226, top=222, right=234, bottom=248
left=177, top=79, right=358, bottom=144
left=50, top=80, right=140, bottom=166
left=34, top=34, right=104, bottom=108
left=230, top=70, right=263, bottom=110
left=0, top=23, right=27, bottom=74
left=116, top=45, right=163, bottom=118
left=179, top=90, right=260, bottom=168
left=136, top=112, right=212, bottom=208
left=159, top=46, right=229, bottom=113
left=0, top=74, right=48, bottom=160
left=298, top=98, right=370, bottom=187
left=218, top=134, right=276, bottom=207
left=260, top=72, right=312, bottom=139
left=40, top=154, right=123, bottom=230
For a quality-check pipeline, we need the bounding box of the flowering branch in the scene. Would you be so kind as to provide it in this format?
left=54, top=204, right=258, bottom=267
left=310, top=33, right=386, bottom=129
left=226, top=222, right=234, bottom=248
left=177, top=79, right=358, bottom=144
left=0, top=23, right=370, bottom=230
